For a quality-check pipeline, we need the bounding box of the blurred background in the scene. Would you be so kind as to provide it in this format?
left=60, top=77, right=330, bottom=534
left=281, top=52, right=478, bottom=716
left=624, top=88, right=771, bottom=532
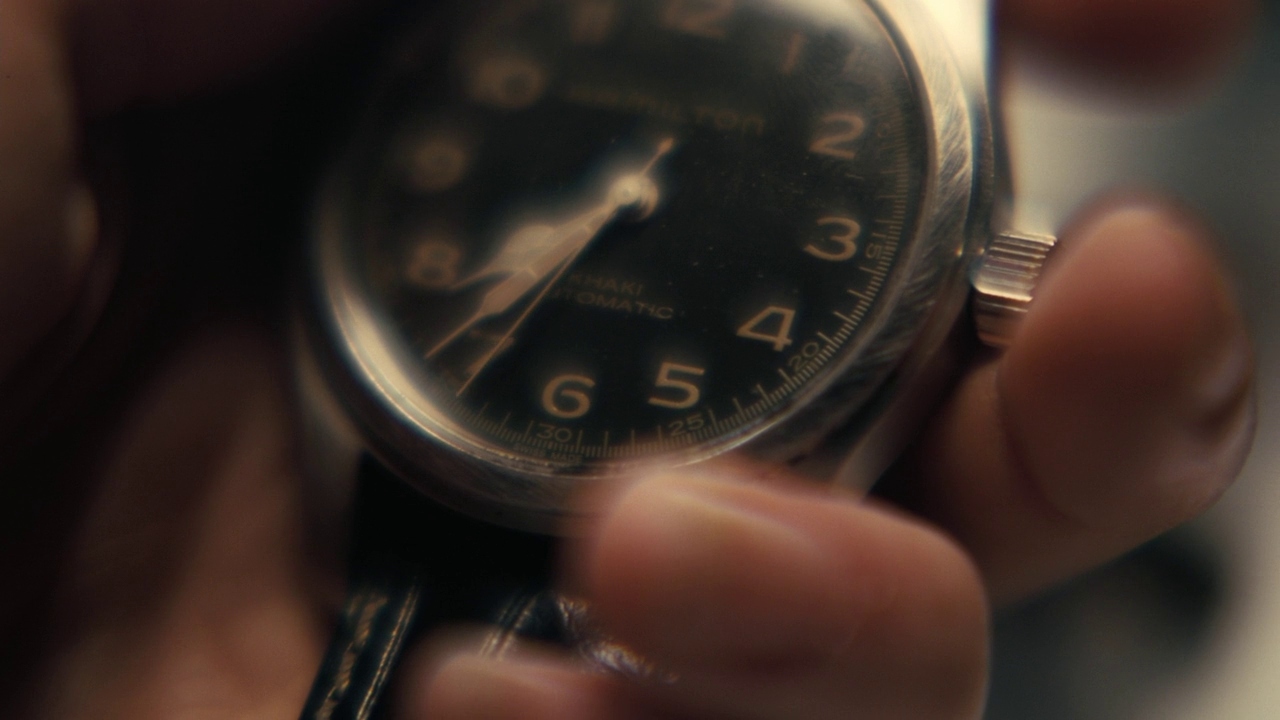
left=988, top=3, right=1280, bottom=718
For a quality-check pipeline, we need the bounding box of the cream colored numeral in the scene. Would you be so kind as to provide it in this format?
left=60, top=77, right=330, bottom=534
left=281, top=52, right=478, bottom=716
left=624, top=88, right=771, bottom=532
left=805, top=217, right=862, bottom=262
left=406, top=238, right=462, bottom=290
left=661, top=0, right=734, bottom=39
left=469, top=56, right=548, bottom=110
left=542, top=375, right=595, bottom=419
left=572, top=0, right=617, bottom=44
left=781, top=32, right=806, bottom=75
left=810, top=112, right=867, bottom=160
left=737, top=307, right=796, bottom=352
left=648, top=362, right=705, bottom=410
left=409, top=137, right=469, bottom=192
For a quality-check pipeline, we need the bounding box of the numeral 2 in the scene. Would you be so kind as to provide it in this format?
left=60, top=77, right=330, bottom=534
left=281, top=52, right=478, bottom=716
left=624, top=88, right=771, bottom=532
left=810, top=112, right=867, bottom=160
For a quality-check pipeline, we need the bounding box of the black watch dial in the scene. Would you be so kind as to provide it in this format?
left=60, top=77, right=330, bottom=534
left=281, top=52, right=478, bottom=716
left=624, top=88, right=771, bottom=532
left=320, top=0, right=929, bottom=472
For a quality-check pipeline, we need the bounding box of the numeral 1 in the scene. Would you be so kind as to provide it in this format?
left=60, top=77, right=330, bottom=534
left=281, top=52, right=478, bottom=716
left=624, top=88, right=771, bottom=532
left=781, top=32, right=806, bottom=75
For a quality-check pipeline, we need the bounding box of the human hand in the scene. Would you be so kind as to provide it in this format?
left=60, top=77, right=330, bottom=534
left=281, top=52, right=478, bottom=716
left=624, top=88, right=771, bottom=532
left=0, top=1, right=1256, bottom=719
left=397, top=2, right=1259, bottom=719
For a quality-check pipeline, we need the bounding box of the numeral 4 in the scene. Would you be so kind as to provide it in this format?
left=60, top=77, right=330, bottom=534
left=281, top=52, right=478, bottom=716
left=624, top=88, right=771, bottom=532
left=737, top=306, right=796, bottom=352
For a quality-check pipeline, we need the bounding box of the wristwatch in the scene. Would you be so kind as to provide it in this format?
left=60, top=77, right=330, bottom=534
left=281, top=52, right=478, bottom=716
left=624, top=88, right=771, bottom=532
left=295, top=0, right=1054, bottom=717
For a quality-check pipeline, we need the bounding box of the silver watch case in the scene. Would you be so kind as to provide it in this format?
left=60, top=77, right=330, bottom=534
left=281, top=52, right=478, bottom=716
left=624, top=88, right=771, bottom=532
left=297, top=0, right=1007, bottom=533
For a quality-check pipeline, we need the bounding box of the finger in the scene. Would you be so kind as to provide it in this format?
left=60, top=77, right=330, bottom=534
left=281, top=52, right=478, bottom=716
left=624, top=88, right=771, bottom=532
left=0, top=0, right=98, bottom=386
left=999, top=0, right=1258, bottom=83
left=400, top=643, right=645, bottom=720
left=893, top=199, right=1255, bottom=603
left=20, top=326, right=326, bottom=718
left=70, top=0, right=355, bottom=114
left=563, top=469, right=989, bottom=720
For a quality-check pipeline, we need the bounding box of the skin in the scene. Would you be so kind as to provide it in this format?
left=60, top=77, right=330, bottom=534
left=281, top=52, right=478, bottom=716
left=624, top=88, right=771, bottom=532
left=0, top=0, right=1258, bottom=718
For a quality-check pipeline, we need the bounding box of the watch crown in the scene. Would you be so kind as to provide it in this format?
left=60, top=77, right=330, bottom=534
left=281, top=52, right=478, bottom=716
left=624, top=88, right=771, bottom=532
left=972, top=230, right=1059, bottom=348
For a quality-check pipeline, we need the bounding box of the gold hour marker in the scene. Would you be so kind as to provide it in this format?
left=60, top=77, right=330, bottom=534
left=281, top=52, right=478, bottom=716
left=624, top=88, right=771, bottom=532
left=649, top=362, right=706, bottom=410
left=408, top=137, right=469, bottom=192
left=782, top=32, right=805, bottom=75
left=468, top=55, right=548, bottom=110
left=406, top=236, right=463, bottom=289
left=805, top=217, right=862, bottom=262
left=737, top=306, right=797, bottom=352
left=542, top=375, right=596, bottom=419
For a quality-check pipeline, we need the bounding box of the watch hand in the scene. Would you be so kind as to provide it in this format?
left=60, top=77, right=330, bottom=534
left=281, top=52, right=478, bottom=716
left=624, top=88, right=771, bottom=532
left=425, top=204, right=616, bottom=359
left=427, top=137, right=675, bottom=363
left=449, top=137, right=675, bottom=292
left=454, top=242, right=587, bottom=396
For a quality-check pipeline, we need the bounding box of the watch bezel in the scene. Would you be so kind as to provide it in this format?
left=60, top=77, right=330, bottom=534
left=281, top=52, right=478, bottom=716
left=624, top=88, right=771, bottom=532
left=301, top=0, right=1001, bottom=532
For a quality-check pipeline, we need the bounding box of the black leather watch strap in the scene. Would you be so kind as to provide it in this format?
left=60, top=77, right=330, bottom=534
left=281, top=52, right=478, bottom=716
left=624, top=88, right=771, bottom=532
left=299, top=460, right=558, bottom=720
